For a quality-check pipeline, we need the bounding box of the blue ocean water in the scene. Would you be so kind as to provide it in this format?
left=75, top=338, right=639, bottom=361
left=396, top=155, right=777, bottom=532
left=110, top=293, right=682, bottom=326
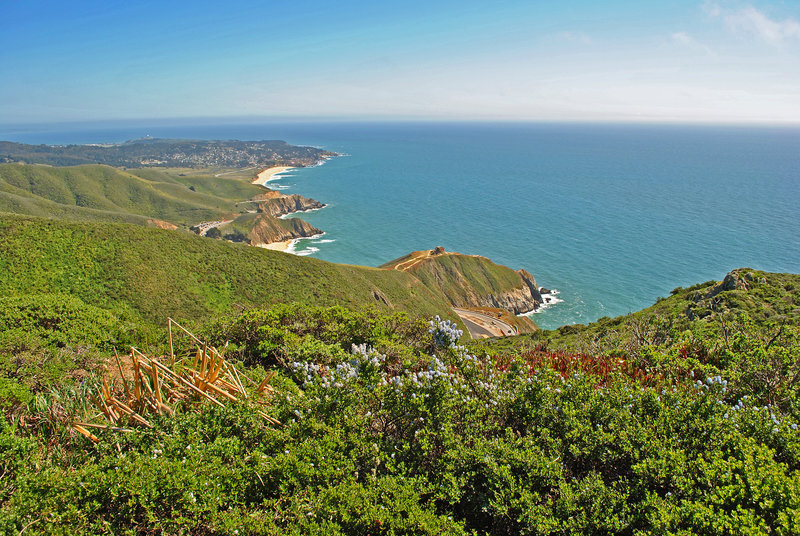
left=2, top=121, right=798, bottom=329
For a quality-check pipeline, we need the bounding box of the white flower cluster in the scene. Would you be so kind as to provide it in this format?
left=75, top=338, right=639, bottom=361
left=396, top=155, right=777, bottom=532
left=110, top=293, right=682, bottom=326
left=287, top=318, right=534, bottom=408
left=429, top=315, right=463, bottom=348
left=291, top=344, right=389, bottom=389
left=351, top=343, right=385, bottom=367
left=693, top=374, right=727, bottom=392
left=292, top=361, right=323, bottom=386
left=381, top=356, right=455, bottom=389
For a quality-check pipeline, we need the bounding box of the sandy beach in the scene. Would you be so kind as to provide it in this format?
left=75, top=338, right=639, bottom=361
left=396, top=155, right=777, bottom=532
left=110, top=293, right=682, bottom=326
left=251, top=166, right=295, bottom=186
left=257, top=239, right=295, bottom=252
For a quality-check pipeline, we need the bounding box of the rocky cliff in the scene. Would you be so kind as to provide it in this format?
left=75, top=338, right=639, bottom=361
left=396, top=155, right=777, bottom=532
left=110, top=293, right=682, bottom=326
left=382, top=248, right=544, bottom=315
left=257, top=194, right=325, bottom=218
left=246, top=214, right=322, bottom=246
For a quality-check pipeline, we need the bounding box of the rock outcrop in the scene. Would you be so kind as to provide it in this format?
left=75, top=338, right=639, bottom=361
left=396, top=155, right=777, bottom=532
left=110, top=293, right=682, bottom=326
left=257, top=194, right=325, bottom=218
left=704, top=268, right=766, bottom=300
left=246, top=214, right=322, bottom=247
left=147, top=219, right=179, bottom=230
left=460, top=268, right=543, bottom=314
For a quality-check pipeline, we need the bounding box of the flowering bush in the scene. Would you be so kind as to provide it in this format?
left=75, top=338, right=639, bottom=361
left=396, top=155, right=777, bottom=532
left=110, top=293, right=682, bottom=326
left=2, top=306, right=799, bottom=535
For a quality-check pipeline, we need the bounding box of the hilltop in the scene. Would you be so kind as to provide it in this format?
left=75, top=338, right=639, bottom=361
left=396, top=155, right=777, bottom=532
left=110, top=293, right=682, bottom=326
left=383, top=247, right=541, bottom=336
left=481, top=267, right=800, bottom=357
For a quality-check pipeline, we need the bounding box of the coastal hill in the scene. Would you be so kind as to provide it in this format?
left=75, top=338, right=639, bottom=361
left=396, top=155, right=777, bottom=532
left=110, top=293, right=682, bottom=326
left=2, top=238, right=798, bottom=533
left=0, top=139, right=548, bottom=337
left=0, top=157, right=547, bottom=337
left=0, top=162, right=322, bottom=245
left=489, top=266, right=800, bottom=356
left=383, top=247, right=543, bottom=335
left=1, top=153, right=799, bottom=531
left=0, top=214, right=458, bottom=326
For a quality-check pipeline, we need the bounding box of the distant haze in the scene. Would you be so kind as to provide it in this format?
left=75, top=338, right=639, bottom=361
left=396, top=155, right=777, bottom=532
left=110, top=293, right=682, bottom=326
left=2, top=0, right=800, bottom=125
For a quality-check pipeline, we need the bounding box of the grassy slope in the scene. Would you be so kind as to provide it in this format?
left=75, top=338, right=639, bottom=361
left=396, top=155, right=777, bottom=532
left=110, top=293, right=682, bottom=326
left=479, top=268, right=800, bottom=355
left=0, top=215, right=458, bottom=327
left=0, top=163, right=263, bottom=227
left=384, top=252, right=528, bottom=303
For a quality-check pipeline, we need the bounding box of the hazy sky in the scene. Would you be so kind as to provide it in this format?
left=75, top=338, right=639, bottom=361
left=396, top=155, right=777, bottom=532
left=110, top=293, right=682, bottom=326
left=2, top=0, right=799, bottom=124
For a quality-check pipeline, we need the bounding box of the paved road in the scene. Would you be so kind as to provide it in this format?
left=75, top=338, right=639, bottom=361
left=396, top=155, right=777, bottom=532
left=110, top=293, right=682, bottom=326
left=455, top=314, right=495, bottom=339
left=453, top=308, right=518, bottom=339
left=196, top=219, right=233, bottom=236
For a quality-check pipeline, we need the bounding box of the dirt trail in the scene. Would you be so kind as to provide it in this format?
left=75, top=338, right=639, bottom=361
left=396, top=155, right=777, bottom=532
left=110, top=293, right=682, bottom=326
left=390, top=249, right=457, bottom=271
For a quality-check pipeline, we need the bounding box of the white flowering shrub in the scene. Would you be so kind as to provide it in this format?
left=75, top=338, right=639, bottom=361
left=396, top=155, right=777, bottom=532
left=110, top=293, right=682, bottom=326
left=429, top=315, right=463, bottom=348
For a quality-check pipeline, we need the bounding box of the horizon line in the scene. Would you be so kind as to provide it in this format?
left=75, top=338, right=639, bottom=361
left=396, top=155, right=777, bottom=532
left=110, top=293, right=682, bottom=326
left=3, top=115, right=800, bottom=131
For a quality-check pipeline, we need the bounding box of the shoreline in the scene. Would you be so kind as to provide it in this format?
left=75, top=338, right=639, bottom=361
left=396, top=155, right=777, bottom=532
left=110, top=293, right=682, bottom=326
left=250, top=156, right=334, bottom=253
left=287, top=233, right=325, bottom=256
left=255, top=232, right=326, bottom=254
left=278, top=204, right=327, bottom=219
left=251, top=166, right=295, bottom=186
left=518, top=289, right=564, bottom=317
left=257, top=239, right=294, bottom=252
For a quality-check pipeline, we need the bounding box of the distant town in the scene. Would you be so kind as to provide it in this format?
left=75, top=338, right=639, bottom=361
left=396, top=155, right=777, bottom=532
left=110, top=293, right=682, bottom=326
left=0, top=138, right=336, bottom=168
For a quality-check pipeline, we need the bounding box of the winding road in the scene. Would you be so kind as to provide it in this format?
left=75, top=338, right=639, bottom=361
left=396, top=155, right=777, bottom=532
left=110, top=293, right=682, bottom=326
left=453, top=307, right=518, bottom=339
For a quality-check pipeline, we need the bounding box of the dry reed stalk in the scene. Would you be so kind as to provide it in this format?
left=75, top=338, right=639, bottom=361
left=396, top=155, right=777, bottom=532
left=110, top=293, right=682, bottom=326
left=114, top=348, right=130, bottom=398
left=258, top=372, right=276, bottom=394
left=73, top=424, right=100, bottom=443
left=75, top=422, right=135, bottom=433
left=79, top=320, right=279, bottom=440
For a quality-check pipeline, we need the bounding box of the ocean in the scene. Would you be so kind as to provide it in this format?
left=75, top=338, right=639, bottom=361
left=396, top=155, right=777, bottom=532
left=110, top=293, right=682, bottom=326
left=2, top=121, right=799, bottom=329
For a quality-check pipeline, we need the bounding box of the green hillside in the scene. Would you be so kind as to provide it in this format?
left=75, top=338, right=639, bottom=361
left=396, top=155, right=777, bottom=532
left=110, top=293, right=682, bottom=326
left=0, top=163, right=262, bottom=227
left=382, top=249, right=542, bottom=322
left=484, top=268, right=800, bottom=355
left=2, top=268, right=800, bottom=534
left=402, top=252, right=523, bottom=297
left=384, top=250, right=532, bottom=297
left=0, top=215, right=458, bottom=327
left=2, top=161, right=799, bottom=534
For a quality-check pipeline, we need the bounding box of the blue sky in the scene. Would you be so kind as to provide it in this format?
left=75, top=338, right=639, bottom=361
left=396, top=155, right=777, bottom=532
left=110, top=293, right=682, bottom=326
left=2, top=0, right=799, bottom=124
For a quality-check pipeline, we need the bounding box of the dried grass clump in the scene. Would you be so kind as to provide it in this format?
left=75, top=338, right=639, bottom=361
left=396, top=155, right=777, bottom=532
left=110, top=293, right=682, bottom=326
left=73, top=318, right=278, bottom=442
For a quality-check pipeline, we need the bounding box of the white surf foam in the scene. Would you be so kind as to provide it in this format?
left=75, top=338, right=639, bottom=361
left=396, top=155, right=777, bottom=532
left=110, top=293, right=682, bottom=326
left=286, top=233, right=326, bottom=256
left=518, top=289, right=563, bottom=316
left=295, top=247, right=319, bottom=256
left=278, top=205, right=326, bottom=219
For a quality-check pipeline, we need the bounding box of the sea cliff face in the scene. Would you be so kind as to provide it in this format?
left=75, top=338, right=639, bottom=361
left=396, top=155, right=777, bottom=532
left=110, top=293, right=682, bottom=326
left=482, top=269, right=544, bottom=314
left=247, top=214, right=322, bottom=246
left=257, top=194, right=325, bottom=218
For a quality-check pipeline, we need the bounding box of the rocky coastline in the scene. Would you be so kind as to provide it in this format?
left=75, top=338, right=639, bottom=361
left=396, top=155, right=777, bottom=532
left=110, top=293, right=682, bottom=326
left=476, top=269, right=544, bottom=315
left=246, top=214, right=322, bottom=247
left=256, top=194, right=326, bottom=218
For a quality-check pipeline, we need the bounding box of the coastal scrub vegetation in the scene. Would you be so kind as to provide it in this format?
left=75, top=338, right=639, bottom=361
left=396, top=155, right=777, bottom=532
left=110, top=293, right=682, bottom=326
left=1, top=269, right=799, bottom=534
left=0, top=215, right=457, bottom=326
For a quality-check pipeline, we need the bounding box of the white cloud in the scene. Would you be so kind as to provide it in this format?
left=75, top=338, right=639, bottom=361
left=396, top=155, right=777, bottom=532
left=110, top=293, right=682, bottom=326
left=672, top=31, right=694, bottom=45
left=556, top=31, right=592, bottom=45
left=670, top=31, right=715, bottom=55
left=706, top=3, right=800, bottom=45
